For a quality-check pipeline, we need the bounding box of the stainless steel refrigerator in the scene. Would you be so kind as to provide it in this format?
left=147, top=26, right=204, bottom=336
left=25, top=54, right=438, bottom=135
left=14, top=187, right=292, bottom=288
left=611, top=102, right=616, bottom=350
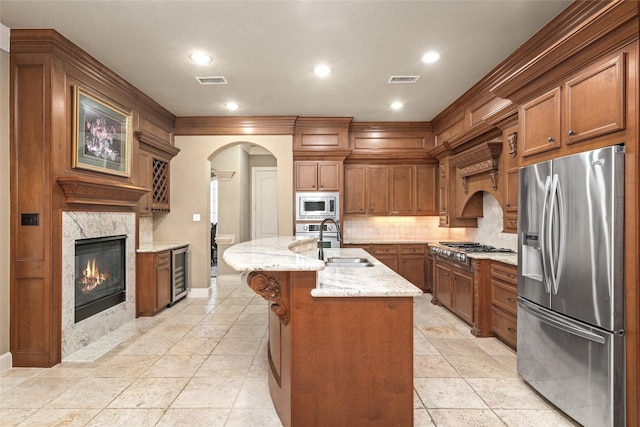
left=517, top=145, right=625, bottom=427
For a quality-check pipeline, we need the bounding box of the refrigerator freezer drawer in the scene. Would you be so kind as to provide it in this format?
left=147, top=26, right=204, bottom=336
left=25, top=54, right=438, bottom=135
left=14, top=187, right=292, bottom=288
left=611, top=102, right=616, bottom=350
left=517, top=299, right=624, bottom=427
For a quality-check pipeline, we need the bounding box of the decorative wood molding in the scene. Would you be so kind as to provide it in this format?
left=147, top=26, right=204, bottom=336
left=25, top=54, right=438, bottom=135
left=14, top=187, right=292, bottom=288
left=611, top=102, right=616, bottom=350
left=135, top=131, right=180, bottom=160
left=174, top=116, right=298, bottom=135
left=246, top=272, right=289, bottom=325
left=57, top=176, right=148, bottom=207
left=507, top=132, right=518, bottom=157
left=453, top=141, right=503, bottom=193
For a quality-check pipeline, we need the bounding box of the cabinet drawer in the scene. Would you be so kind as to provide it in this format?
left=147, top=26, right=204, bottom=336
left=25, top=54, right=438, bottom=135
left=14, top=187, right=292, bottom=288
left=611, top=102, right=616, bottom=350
left=400, top=245, right=426, bottom=255
left=491, top=307, right=517, bottom=348
left=371, top=245, right=398, bottom=255
left=491, top=263, right=517, bottom=285
left=491, top=280, right=518, bottom=315
left=156, top=251, right=171, bottom=266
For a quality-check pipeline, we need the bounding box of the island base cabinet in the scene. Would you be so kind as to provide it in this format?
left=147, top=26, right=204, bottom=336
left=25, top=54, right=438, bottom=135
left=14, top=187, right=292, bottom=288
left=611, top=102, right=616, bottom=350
left=249, top=270, right=414, bottom=427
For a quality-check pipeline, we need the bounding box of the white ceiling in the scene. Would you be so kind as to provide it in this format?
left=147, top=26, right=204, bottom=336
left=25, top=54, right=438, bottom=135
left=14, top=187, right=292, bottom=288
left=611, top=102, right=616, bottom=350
left=0, top=0, right=572, bottom=121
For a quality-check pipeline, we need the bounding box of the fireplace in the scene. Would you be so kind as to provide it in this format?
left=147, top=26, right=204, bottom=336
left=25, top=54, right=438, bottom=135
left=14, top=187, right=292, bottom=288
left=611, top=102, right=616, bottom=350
left=74, top=235, right=127, bottom=323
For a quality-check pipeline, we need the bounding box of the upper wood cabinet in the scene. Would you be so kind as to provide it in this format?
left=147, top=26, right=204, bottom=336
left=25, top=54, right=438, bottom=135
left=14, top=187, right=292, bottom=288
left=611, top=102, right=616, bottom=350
left=344, top=165, right=389, bottom=215
left=390, top=166, right=413, bottom=215
left=521, top=52, right=626, bottom=160
left=136, top=131, right=180, bottom=213
left=295, top=161, right=340, bottom=191
left=390, top=164, right=438, bottom=216
left=293, top=117, right=352, bottom=152
left=415, top=164, right=438, bottom=215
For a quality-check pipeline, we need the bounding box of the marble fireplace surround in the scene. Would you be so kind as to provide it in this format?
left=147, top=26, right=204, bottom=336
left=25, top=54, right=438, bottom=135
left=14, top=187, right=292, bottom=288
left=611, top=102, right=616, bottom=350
left=61, top=211, right=136, bottom=359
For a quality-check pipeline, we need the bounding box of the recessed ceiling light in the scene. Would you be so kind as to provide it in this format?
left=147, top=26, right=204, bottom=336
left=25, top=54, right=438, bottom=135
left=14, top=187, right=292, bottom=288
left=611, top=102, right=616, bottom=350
left=190, top=52, right=212, bottom=64
left=225, top=102, right=240, bottom=111
left=421, top=51, right=440, bottom=64
left=313, top=64, right=331, bottom=77
left=390, top=101, right=404, bottom=110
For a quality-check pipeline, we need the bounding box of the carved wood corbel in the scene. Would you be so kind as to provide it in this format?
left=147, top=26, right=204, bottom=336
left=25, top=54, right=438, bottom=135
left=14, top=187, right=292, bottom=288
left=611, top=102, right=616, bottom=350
left=246, top=271, right=289, bottom=325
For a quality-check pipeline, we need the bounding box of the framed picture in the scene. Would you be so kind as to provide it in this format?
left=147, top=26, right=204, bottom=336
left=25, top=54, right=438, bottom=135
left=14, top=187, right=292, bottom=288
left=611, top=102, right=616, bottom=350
left=73, top=86, right=131, bottom=177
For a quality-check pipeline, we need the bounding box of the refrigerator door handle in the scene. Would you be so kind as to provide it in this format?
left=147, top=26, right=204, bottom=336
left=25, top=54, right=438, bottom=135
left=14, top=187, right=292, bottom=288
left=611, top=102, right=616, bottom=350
left=548, top=174, right=565, bottom=295
left=519, top=299, right=606, bottom=344
left=540, top=175, right=552, bottom=294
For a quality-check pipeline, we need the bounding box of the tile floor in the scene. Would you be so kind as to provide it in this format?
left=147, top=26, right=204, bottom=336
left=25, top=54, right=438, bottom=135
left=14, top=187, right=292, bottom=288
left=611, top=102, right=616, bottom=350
left=0, top=274, right=579, bottom=426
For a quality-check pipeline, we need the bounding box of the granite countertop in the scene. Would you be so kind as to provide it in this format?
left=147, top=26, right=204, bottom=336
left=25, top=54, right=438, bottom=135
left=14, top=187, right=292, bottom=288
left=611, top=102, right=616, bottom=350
left=223, top=236, right=422, bottom=298
left=343, top=240, right=431, bottom=245
left=137, top=242, right=190, bottom=253
left=427, top=242, right=518, bottom=267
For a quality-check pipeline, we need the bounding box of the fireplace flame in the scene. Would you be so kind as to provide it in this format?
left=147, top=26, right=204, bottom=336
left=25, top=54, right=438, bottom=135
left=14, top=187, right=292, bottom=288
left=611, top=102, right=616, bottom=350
left=79, top=258, right=109, bottom=293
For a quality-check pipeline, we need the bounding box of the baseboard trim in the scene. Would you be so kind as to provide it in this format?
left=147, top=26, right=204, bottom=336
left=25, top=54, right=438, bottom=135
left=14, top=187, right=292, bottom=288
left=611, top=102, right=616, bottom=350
left=188, top=286, right=212, bottom=298
left=0, top=352, right=12, bottom=372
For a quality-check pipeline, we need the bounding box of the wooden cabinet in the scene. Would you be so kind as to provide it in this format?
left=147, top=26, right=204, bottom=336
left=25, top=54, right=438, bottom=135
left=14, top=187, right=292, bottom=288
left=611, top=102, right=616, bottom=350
left=390, top=164, right=438, bottom=216
left=344, top=165, right=389, bottom=214
left=137, top=150, right=152, bottom=216
left=433, top=259, right=474, bottom=326
left=490, top=262, right=518, bottom=349
left=504, top=167, right=519, bottom=233
left=345, top=164, right=436, bottom=216
left=295, top=161, right=340, bottom=191
left=136, top=250, right=172, bottom=316
left=371, top=245, right=398, bottom=271
left=136, top=131, right=180, bottom=213
left=521, top=52, right=626, bottom=160
left=398, top=245, right=427, bottom=291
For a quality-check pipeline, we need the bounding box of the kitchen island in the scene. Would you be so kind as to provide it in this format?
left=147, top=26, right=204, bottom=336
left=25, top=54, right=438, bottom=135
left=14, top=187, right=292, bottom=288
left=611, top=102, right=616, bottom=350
left=224, top=236, right=422, bottom=427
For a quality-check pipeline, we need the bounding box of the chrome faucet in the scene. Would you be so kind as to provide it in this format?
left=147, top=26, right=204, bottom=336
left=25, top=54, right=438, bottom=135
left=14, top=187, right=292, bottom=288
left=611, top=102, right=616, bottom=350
left=318, top=218, right=341, bottom=260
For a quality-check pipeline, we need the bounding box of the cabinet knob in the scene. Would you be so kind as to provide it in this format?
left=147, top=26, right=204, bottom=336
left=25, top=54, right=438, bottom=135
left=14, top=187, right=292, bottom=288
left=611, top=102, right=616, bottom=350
left=506, top=202, right=511, bottom=207
left=507, top=327, right=516, bottom=334
left=547, top=137, right=555, bottom=142
left=507, top=274, right=515, bottom=279
left=507, top=297, right=515, bottom=303
left=568, top=130, right=576, bottom=136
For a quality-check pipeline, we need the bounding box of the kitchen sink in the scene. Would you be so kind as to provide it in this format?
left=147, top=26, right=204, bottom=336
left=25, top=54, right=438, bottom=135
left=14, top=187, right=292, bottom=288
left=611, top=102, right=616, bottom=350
left=325, top=257, right=374, bottom=268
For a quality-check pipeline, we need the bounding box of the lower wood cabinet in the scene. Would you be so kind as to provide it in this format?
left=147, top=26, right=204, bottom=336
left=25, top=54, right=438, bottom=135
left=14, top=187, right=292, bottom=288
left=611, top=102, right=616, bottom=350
left=136, top=250, right=172, bottom=316
left=490, top=262, right=518, bottom=348
left=434, top=260, right=473, bottom=324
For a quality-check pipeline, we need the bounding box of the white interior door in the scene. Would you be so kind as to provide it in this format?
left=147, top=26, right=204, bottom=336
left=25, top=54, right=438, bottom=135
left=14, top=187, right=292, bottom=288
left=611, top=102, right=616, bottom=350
left=252, top=167, right=278, bottom=239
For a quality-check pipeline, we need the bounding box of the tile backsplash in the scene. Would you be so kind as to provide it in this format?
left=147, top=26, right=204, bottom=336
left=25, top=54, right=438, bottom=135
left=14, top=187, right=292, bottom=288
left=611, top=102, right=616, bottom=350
left=343, top=193, right=518, bottom=251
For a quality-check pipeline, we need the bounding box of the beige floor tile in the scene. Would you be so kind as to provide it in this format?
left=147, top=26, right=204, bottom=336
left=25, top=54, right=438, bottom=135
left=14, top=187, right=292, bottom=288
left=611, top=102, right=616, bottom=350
left=108, top=377, right=189, bottom=409
left=200, top=313, right=242, bottom=325
left=225, top=407, right=282, bottom=427
left=414, top=378, right=487, bottom=409
left=156, top=408, right=230, bottom=427
left=118, top=337, right=176, bottom=356
left=413, top=408, right=436, bottom=426
left=162, top=313, right=208, bottom=325
left=91, top=355, right=158, bottom=378
left=429, top=408, right=505, bottom=426
left=171, top=377, right=244, bottom=408
left=0, top=408, right=37, bottom=425
left=233, top=377, right=276, bottom=409
left=414, top=355, right=459, bottom=378
left=211, top=337, right=262, bottom=356
left=45, top=377, right=133, bottom=408
left=210, top=305, right=248, bottom=316
left=419, top=324, right=469, bottom=340
left=225, top=323, right=267, bottom=338
left=35, top=363, right=96, bottom=379
left=85, top=408, right=164, bottom=427
left=184, top=323, right=231, bottom=339
left=166, top=337, right=220, bottom=355
left=413, top=338, right=440, bottom=356
left=16, top=407, right=100, bottom=426
left=429, top=338, right=487, bottom=357
left=140, top=323, right=193, bottom=340
left=446, top=354, right=513, bottom=378
left=175, top=304, right=217, bottom=316
left=494, top=409, right=580, bottom=426
left=473, top=337, right=516, bottom=356
left=141, top=354, right=207, bottom=378
left=467, top=378, right=554, bottom=410
left=195, top=355, right=254, bottom=378
left=491, top=355, right=519, bottom=377
left=0, top=377, right=79, bottom=409
left=246, top=354, right=269, bottom=378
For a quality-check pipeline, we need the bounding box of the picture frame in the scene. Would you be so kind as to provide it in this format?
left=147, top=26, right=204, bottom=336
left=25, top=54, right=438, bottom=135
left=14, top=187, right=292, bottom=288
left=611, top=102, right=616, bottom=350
left=73, top=86, right=131, bottom=177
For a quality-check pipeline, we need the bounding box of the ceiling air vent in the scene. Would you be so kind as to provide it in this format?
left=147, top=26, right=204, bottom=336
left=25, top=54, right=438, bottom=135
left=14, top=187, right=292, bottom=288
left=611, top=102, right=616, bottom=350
left=388, top=76, right=420, bottom=84
left=196, top=76, right=228, bottom=85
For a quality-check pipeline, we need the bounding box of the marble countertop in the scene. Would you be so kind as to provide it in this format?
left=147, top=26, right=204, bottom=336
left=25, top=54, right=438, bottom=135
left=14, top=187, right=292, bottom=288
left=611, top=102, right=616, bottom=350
left=137, top=242, right=190, bottom=253
left=223, top=236, right=423, bottom=298
left=343, top=240, right=431, bottom=245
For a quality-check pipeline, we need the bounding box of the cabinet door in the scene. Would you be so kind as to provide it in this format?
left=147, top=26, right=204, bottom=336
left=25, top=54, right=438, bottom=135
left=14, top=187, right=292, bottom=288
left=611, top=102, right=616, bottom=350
left=367, top=166, right=389, bottom=214
left=317, top=162, right=340, bottom=191
left=399, top=256, right=426, bottom=291
left=415, top=164, right=437, bottom=215
left=390, top=166, right=413, bottom=215
left=295, top=162, right=318, bottom=191
left=565, top=53, right=625, bottom=145
left=521, top=87, right=561, bottom=157
left=372, top=245, right=398, bottom=271
left=435, top=263, right=452, bottom=308
left=156, top=254, right=172, bottom=309
left=344, top=165, right=366, bottom=214
left=438, top=163, right=449, bottom=226
left=505, top=168, right=518, bottom=212
left=451, top=268, right=474, bottom=325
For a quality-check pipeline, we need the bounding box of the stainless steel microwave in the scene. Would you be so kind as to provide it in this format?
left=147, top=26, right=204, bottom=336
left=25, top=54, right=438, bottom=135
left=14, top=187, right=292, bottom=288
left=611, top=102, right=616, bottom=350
left=296, top=192, right=339, bottom=220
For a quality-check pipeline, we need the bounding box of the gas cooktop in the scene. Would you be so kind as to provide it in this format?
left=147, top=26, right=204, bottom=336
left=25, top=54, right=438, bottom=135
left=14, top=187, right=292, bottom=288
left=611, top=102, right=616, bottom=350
left=431, top=242, right=516, bottom=267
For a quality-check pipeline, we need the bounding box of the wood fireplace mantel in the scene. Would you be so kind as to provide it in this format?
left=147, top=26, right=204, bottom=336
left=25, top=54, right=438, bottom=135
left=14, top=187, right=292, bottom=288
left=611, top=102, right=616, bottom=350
left=57, top=176, right=149, bottom=207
